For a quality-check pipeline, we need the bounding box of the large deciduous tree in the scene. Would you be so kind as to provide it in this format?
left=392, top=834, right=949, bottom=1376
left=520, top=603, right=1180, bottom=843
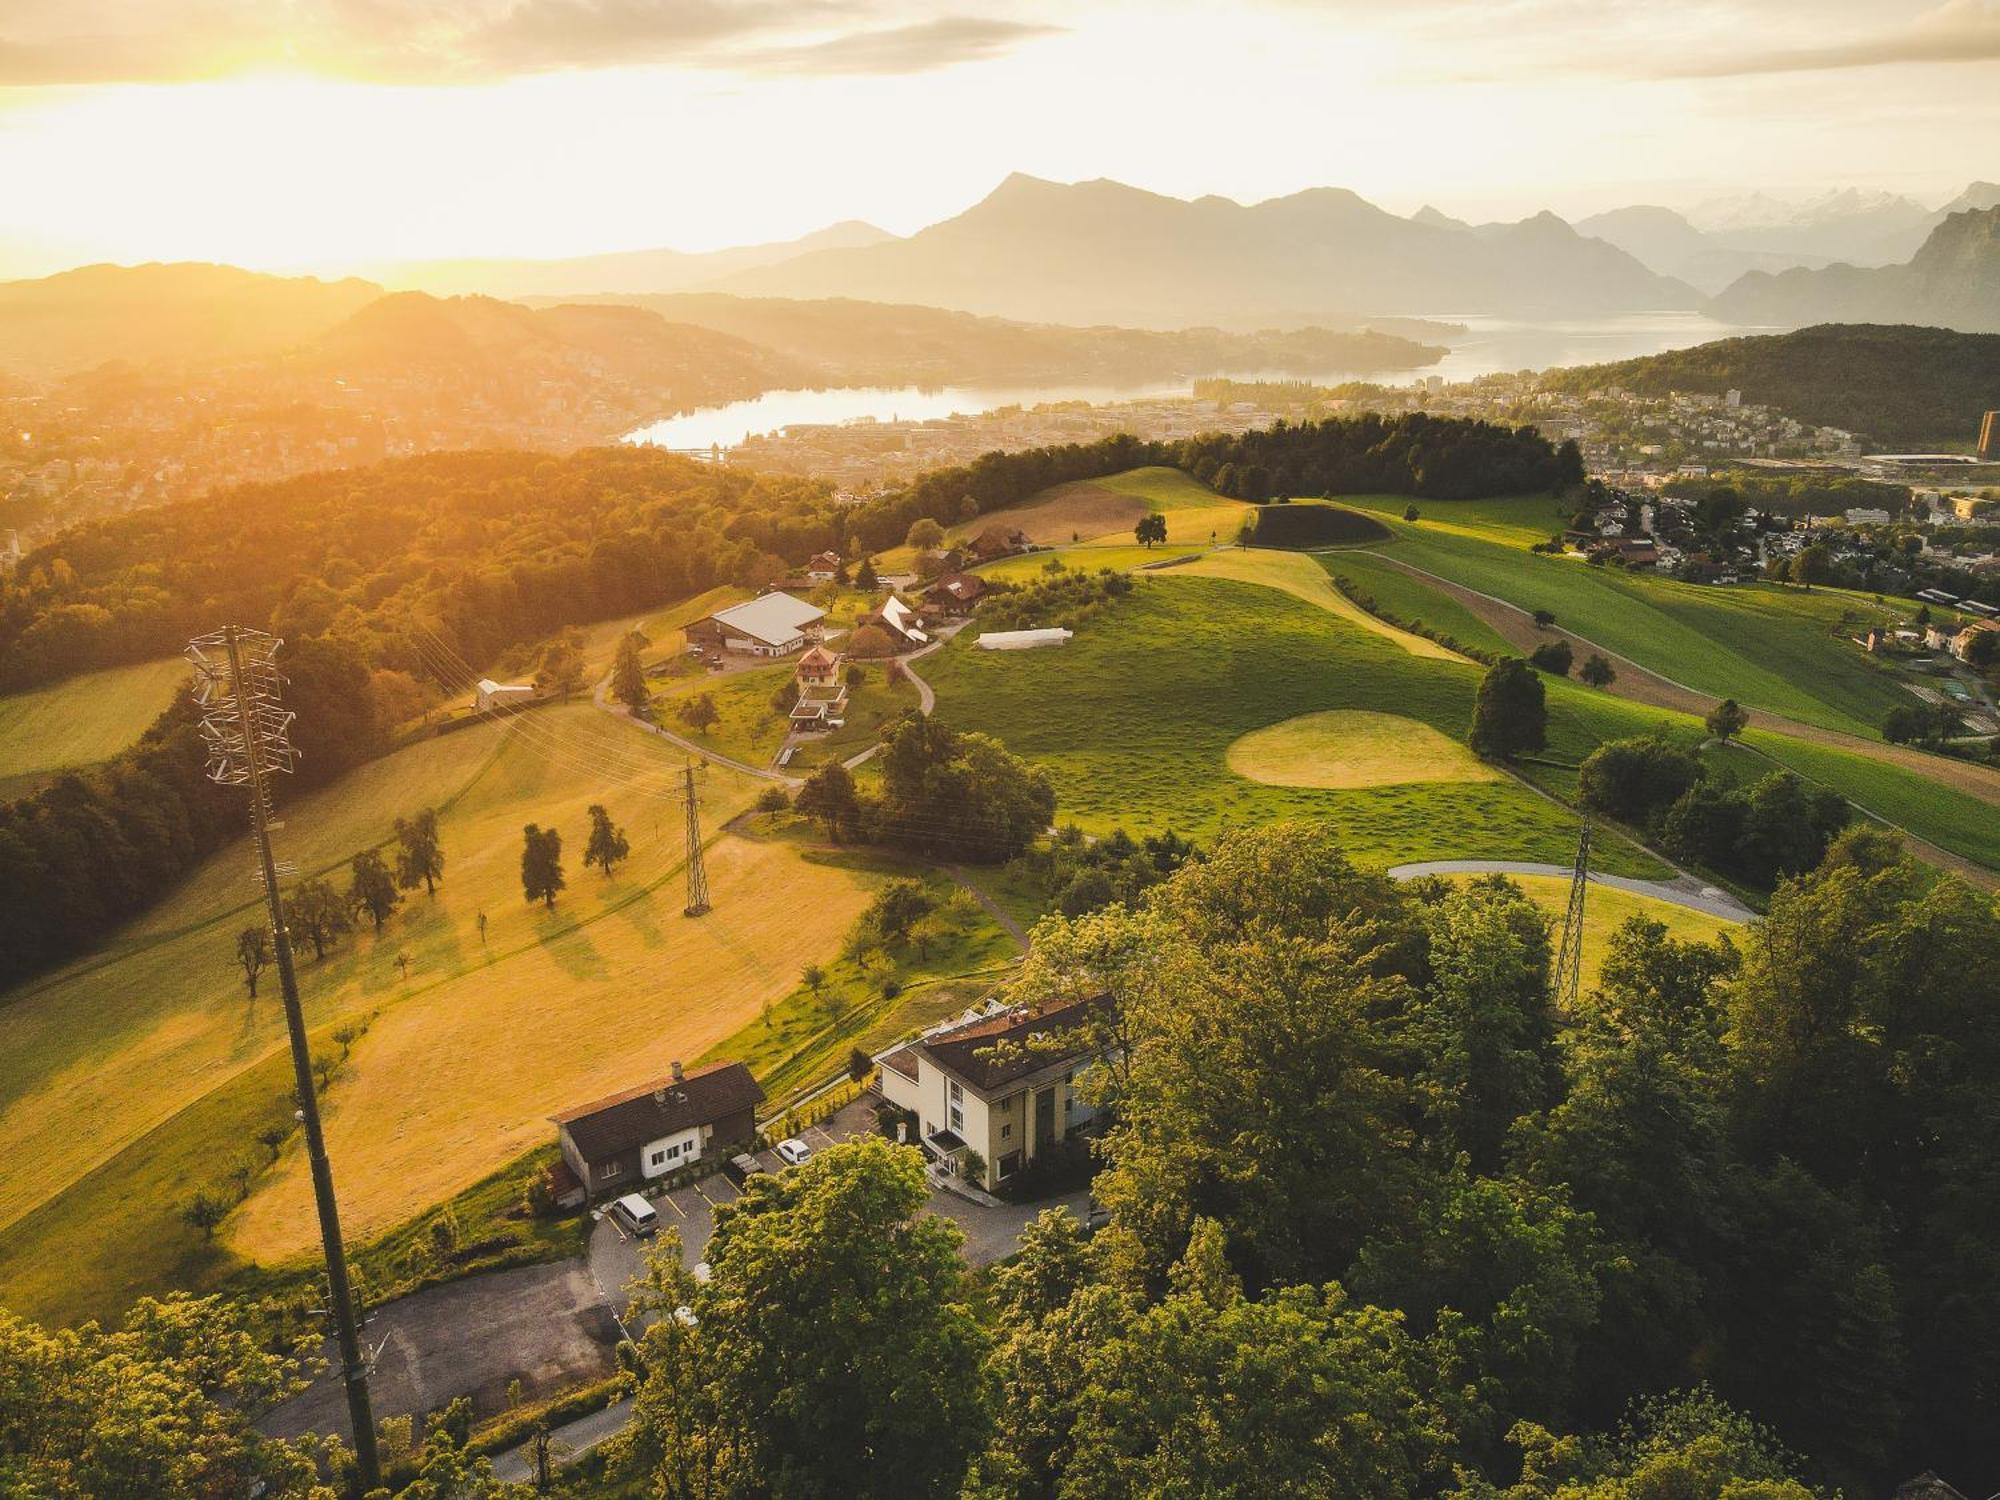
left=345, top=848, right=402, bottom=932
left=520, top=823, right=565, bottom=908
left=1469, top=658, right=1547, bottom=761
left=393, top=806, right=445, bottom=896
left=582, top=803, right=629, bottom=876
left=630, top=1137, right=989, bottom=1499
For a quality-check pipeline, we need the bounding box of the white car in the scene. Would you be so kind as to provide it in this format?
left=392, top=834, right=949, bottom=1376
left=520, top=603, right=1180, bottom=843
left=775, top=1137, right=813, bottom=1166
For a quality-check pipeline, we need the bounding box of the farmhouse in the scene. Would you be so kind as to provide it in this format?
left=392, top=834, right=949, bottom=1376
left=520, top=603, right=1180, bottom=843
left=924, top=572, right=988, bottom=615
left=968, top=524, right=1032, bottom=561
left=475, top=678, right=536, bottom=712
left=863, top=594, right=929, bottom=650
left=806, top=550, right=842, bottom=582
left=789, top=644, right=849, bottom=731
left=685, top=592, right=826, bottom=657
left=875, top=993, right=1111, bottom=1191
left=550, top=1060, right=764, bottom=1205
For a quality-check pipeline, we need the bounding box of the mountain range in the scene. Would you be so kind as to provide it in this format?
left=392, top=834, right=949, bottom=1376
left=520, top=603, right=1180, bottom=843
left=1578, top=183, right=2000, bottom=294
left=371, top=220, right=895, bottom=299
left=1707, top=207, right=2000, bottom=333
left=702, top=173, right=1698, bottom=327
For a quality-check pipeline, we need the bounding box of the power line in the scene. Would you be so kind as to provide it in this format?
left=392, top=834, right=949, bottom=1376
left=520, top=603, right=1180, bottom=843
left=187, top=627, right=381, bottom=1491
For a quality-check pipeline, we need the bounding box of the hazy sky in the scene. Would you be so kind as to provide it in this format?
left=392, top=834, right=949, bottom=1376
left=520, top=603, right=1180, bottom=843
left=1, top=0, right=1995, bottom=276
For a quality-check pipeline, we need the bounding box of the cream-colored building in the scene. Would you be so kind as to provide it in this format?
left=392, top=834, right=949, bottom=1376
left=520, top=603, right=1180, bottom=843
left=876, top=994, right=1109, bottom=1191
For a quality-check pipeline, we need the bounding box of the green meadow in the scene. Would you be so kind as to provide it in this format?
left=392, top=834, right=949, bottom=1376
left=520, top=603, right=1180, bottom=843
left=922, top=574, right=1667, bottom=878
left=0, top=655, right=189, bottom=798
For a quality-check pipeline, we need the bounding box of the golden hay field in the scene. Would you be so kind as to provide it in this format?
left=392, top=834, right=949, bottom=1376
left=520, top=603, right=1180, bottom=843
left=228, top=833, right=877, bottom=1257
left=1227, top=709, right=1501, bottom=790
left=1477, top=873, right=1744, bottom=993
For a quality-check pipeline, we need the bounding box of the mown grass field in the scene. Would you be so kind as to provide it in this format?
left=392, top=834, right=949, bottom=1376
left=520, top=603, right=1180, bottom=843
left=1320, top=551, right=1518, bottom=659
left=647, top=659, right=919, bottom=771
left=0, top=690, right=949, bottom=1324
left=1177, top=547, right=1463, bottom=661
left=1229, top=710, right=1501, bottom=790
left=959, top=465, right=1251, bottom=556
left=923, top=574, right=1667, bottom=877
left=1325, top=499, right=1912, bottom=738
left=0, top=655, right=188, bottom=796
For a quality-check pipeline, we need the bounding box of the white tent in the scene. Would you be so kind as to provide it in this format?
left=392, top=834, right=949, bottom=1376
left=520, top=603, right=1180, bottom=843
left=976, top=628, right=1073, bottom=651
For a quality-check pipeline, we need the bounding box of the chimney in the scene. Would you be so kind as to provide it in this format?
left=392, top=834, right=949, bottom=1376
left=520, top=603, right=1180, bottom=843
left=652, top=1088, right=668, bottom=1108
left=671, top=1060, right=685, bottom=1083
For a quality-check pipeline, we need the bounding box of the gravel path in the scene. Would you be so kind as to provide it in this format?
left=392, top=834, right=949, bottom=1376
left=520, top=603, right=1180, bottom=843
left=1388, top=859, right=1755, bottom=921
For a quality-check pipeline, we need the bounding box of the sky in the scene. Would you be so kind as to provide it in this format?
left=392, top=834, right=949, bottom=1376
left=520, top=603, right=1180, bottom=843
left=0, top=0, right=1996, bottom=278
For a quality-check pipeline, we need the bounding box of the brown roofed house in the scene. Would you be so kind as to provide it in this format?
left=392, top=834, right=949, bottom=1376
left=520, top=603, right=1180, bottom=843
left=551, top=1060, right=763, bottom=1202
left=968, top=525, right=1031, bottom=561
left=923, top=572, right=988, bottom=616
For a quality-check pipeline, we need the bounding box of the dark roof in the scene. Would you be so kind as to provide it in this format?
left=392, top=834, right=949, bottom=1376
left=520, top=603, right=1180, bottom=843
left=926, top=572, right=987, bottom=601
left=915, top=993, right=1110, bottom=1096
left=878, top=1044, right=919, bottom=1080
left=552, top=1061, right=764, bottom=1162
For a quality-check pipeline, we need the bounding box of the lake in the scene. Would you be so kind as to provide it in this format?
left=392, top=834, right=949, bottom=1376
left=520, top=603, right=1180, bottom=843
left=624, top=311, right=1752, bottom=452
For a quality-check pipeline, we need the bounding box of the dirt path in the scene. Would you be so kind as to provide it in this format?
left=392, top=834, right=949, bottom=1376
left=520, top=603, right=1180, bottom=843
left=1352, top=552, right=1999, bottom=891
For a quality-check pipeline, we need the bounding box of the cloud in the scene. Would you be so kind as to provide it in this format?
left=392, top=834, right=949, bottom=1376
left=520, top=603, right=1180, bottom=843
left=728, top=16, right=1062, bottom=75
left=1647, top=0, right=2000, bottom=77
left=0, top=0, right=1053, bottom=85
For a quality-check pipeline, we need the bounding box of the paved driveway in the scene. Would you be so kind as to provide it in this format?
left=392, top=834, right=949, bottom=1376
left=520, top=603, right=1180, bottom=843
left=261, top=1260, right=620, bottom=1443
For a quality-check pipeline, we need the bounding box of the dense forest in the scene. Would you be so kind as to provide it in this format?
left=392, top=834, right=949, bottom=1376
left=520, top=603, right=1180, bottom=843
left=628, top=822, right=2000, bottom=1498
left=1547, top=323, right=2000, bottom=448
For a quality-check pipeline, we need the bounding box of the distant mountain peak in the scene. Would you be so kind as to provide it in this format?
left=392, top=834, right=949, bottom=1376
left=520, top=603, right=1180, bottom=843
left=1410, top=205, right=1468, bottom=230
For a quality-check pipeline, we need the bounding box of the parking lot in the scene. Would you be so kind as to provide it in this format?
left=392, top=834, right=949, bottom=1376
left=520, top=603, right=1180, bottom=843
left=587, top=1112, right=863, bottom=1326
left=586, top=1097, right=1089, bottom=1323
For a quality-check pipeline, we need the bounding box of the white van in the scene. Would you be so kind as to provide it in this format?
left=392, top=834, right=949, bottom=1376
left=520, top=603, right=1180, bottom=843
left=609, top=1193, right=659, bottom=1237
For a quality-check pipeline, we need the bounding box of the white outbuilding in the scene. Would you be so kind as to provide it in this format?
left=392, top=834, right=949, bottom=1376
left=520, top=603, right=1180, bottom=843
left=975, top=628, right=1074, bottom=651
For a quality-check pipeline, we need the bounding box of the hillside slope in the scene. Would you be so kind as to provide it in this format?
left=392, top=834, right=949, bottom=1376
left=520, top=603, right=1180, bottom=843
left=1544, top=323, right=2000, bottom=448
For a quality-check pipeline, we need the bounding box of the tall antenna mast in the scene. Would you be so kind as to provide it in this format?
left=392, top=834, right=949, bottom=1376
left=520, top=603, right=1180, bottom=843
left=1553, top=817, right=1592, bottom=1012
left=187, top=627, right=380, bottom=1490
left=682, top=757, right=711, bottom=917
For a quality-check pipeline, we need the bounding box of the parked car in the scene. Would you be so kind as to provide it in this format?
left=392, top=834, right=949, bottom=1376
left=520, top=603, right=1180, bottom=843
left=609, top=1193, right=659, bottom=1238
left=726, top=1152, right=768, bottom=1185
left=775, top=1137, right=812, bottom=1166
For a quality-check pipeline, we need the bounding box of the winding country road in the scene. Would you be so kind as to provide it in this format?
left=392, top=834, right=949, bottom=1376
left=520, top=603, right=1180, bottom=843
left=1387, top=860, right=1755, bottom=921
left=1347, top=551, right=2000, bottom=891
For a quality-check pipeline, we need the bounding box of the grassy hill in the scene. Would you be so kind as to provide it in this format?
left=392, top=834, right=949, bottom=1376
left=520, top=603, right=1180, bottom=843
left=1326, top=495, right=1916, bottom=738
left=0, top=655, right=186, bottom=798
left=0, top=680, right=1006, bottom=1325
left=922, top=573, right=1668, bottom=878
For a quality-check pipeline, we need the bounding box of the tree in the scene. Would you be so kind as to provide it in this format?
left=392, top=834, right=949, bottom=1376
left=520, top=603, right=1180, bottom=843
left=612, top=630, right=649, bottom=713
left=1528, top=640, right=1573, bottom=676
left=1579, top=653, right=1617, bottom=688
left=283, top=877, right=351, bottom=961
left=630, top=1137, right=989, bottom=1500
left=875, top=713, right=1055, bottom=863
left=905, top=517, right=946, bottom=551
left=1532, top=608, right=1557, bottom=628
left=181, top=1188, right=230, bottom=1240
left=1705, top=698, right=1749, bottom=743
left=1792, top=543, right=1833, bottom=590
left=1469, top=658, right=1548, bottom=761
left=1965, top=627, right=1997, bottom=669
left=867, top=878, right=936, bottom=945
left=800, top=962, right=826, bottom=1008
left=1577, top=736, right=1705, bottom=827
left=393, top=807, right=445, bottom=896
left=795, top=762, right=861, bottom=841
left=346, top=848, right=402, bottom=932
left=1404, top=504, right=1421, bottom=522
left=234, top=926, right=269, bottom=998
left=676, top=692, right=719, bottom=733
left=521, top=824, right=564, bottom=908
left=0, top=1293, right=332, bottom=1499
left=855, top=555, right=879, bottom=590
left=847, top=623, right=895, bottom=658
left=582, top=803, right=630, bottom=877
left=534, top=635, right=585, bottom=701
left=1134, top=514, right=1168, bottom=548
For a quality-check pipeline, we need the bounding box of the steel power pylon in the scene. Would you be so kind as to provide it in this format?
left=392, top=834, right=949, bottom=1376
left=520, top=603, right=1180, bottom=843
left=682, top=757, right=711, bottom=916
left=1553, top=817, right=1592, bottom=1012
left=187, top=627, right=380, bottom=1490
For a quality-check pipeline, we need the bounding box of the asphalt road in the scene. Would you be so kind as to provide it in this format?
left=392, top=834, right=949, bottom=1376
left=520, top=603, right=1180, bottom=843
left=1387, top=859, right=1756, bottom=921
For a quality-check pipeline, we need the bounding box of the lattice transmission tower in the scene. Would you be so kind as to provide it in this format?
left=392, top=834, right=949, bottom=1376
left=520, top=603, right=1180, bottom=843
left=187, top=627, right=380, bottom=1490
left=682, top=757, right=711, bottom=917
left=1552, top=817, right=1592, bottom=1013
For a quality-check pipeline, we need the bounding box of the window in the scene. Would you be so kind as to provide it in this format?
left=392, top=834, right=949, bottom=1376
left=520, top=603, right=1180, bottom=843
left=1000, top=1123, right=1012, bottom=1140
left=949, top=1105, right=963, bottom=1132
left=948, top=1080, right=962, bottom=1104
left=649, top=1151, right=666, bottom=1168
left=667, top=1142, right=681, bottom=1160
left=600, top=1159, right=622, bottom=1179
